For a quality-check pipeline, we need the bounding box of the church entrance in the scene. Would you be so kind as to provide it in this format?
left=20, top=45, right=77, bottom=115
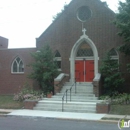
left=75, top=41, right=94, bottom=82
left=70, top=28, right=99, bottom=83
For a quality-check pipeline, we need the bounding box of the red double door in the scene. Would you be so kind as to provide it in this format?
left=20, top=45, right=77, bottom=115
left=75, top=60, right=94, bottom=82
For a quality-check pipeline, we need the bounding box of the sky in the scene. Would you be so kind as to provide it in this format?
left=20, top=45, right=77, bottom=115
left=0, top=0, right=125, bottom=48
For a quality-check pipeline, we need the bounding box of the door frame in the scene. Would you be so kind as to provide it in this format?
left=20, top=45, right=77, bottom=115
left=70, top=34, right=99, bottom=83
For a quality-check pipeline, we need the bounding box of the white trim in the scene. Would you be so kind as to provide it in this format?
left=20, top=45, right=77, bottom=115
left=76, top=57, right=94, bottom=60
left=11, top=56, right=24, bottom=74
left=70, top=30, right=99, bottom=82
left=54, top=73, right=65, bottom=82
left=93, top=73, right=101, bottom=82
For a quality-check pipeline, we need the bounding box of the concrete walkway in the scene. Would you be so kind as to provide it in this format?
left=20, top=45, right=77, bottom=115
left=0, top=109, right=130, bottom=122
left=8, top=109, right=106, bottom=121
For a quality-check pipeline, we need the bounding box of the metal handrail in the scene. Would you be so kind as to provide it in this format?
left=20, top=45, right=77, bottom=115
left=62, top=80, right=76, bottom=112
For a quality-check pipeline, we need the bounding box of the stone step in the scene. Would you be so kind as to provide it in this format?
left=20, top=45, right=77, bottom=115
left=62, top=85, right=93, bottom=89
left=43, top=98, right=102, bottom=103
left=61, top=86, right=93, bottom=91
left=33, top=107, right=96, bottom=113
left=37, top=100, right=97, bottom=106
left=61, top=89, right=93, bottom=94
left=65, top=82, right=92, bottom=86
left=35, top=104, right=96, bottom=109
left=56, top=93, right=95, bottom=97
left=50, top=96, right=98, bottom=100
left=34, top=101, right=96, bottom=113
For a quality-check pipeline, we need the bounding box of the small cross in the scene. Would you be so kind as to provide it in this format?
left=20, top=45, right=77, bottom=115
left=82, top=28, right=87, bottom=35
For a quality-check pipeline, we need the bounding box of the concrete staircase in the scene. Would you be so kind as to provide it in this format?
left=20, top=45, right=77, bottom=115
left=33, top=82, right=102, bottom=113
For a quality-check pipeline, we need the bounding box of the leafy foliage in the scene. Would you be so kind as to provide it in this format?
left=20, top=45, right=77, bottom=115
left=114, top=0, right=130, bottom=55
left=29, top=45, right=59, bottom=94
left=100, top=53, right=125, bottom=96
left=52, top=3, right=69, bottom=21
left=99, top=93, right=130, bottom=105
left=13, top=84, right=44, bottom=102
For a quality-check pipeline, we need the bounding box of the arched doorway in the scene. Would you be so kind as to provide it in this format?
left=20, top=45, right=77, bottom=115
left=75, top=41, right=94, bottom=82
left=70, top=32, right=99, bottom=83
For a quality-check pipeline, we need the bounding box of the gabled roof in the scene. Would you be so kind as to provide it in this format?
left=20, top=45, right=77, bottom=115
left=37, top=0, right=115, bottom=41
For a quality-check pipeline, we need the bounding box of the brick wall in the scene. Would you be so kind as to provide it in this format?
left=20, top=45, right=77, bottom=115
left=36, top=0, right=127, bottom=77
left=0, top=48, right=36, bottom=94
left=0, top=36, right=8, bottom=49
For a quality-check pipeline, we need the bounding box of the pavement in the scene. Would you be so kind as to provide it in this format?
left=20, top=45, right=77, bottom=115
left=0, top=109, right=130, bottom=122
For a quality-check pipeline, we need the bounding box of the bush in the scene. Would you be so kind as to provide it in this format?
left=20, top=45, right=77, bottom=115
left=100, top=93, right=130, bottom=105
left=100, top=53, right=125, bottom=96
left=29, top=45, right=59, bottom=94
left=13, top=84, right=44, bottom=102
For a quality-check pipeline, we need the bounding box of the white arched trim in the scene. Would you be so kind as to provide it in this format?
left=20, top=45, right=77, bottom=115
left=70, top=32, right=99, bottom=83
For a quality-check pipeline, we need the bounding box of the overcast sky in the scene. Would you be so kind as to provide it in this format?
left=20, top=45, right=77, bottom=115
left=0, top=0, right=125, bottom=48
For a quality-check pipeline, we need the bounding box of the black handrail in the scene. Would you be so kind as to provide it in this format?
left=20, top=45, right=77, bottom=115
left=62, top=80, right=76, bottom=112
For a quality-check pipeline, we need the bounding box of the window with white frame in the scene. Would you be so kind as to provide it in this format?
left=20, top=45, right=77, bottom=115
left=54, top=51, right=61, bottom=70
left=76, top=41, right=94, bottom=57
left=11, top=57, right=24, bottom=73
left=109, top=48, right=119, bottom=61
left=108, top=48, right=119, bottom=71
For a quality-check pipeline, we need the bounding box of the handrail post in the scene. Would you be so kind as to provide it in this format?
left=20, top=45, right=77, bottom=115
left=70, top=89, right=71, bottom=101
left=75, top=80, right=76, bottom=94
left=66, top=90, right=67, bottom=103
left=62, top=98, right=63, bottom=112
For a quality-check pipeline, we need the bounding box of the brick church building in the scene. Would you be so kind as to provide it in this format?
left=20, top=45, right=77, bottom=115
left=0, top=0, right=129, bottom=95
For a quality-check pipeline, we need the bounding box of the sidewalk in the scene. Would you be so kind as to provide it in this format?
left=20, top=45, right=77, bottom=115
left=0, top=109, right=130, bottom=122
left=7, top=109, right=106, bottom=121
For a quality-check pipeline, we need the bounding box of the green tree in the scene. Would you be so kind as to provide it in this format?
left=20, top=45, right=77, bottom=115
left=100, top=53, right=124, bottom=97
left=114, top=0, right=130, bottom=55
left=29, top=45, right=59, bottom=94
left=52, top=3, right=69, bottom=21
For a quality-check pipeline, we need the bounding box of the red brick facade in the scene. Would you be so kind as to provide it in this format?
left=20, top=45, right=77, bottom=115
left=0, top=48, right=36, bottom=94
left=36, top=0, right=125, bottom=73
left=0, top=0, right=130, bottom=94
left=0, top=36, right=8, bottom=49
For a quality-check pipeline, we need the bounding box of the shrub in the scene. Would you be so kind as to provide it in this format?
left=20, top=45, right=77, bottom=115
left=13, top=84, right=44, bottom=102
left=100, top=93, right=130, bottom=105
left=100, top=53, right=125, bottom=97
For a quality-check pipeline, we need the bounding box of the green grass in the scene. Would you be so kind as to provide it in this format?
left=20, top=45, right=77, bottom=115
left=0, top=95, right=23, bottom=109
left=109, top=105, right=130, bottom=115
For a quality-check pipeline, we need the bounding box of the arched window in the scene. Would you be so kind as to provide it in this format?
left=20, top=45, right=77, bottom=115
left=54, top=51, right=61, bottom=70
left=108, top=48, right=119, bottom=69
left=76, top=41, right=93, bottom=57
left=11, top=57, right=24, bottom=73
left=109, top=48, right=119, bottom=61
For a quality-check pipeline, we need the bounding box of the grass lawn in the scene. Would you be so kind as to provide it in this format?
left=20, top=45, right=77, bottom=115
left=109, top=104, right=130, bottom=115
left=0, top=95, right=23, bottom=109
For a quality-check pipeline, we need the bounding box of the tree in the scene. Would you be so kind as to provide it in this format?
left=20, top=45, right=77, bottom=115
left=29, top=45, right=59, bottom=94
left=114, top=0, right=130, bottom=55
left=100, top=53, right=125, bottom=97
left=52, top=3, right=69, bottom=21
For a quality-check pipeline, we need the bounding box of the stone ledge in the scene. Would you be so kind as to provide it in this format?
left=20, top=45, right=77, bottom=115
left=96, top=103, right=110, bottom=114
left=24, top=100, right=38, bottom=110
left=54, top=73, right=65, bottom=82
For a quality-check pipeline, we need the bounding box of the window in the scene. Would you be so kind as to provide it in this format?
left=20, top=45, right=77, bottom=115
left=77, top=6, right=92, bottom=22
left=76, top=41, right=93, bottom=57
left=11, top=57, right=24, bottom=73
left=109, top=48, right=119, bottom=61
left=54, top=51, right=61, bottom=71
left=108, top=48, right=119, bottom=70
